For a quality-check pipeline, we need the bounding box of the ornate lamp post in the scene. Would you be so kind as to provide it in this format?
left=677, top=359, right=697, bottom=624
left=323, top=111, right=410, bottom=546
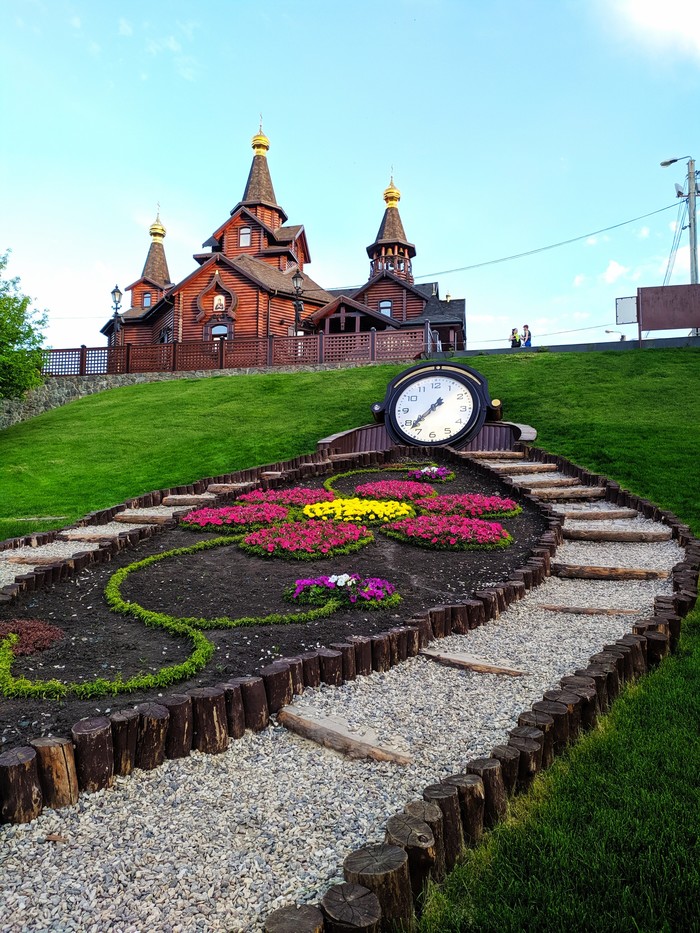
left=291, top=269, right=304, bottom=334
left=110, top=284, right=123, bottom=346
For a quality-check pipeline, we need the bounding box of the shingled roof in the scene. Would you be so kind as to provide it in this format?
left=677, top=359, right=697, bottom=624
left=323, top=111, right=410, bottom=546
left=141, top=240, right=171, bottom=286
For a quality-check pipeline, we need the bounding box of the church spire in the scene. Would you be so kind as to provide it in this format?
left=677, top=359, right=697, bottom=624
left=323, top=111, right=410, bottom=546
left=240, top=121, right=279, bottom=208
left=141, top=208, right=171, bottom=285
left=366, top=176, right=416, bottom=283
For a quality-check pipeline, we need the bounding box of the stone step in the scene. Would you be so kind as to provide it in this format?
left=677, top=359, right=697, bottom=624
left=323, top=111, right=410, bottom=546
left=161, top=494, right=219, bottom=507
left=114, top=508, right=186, bottom=526
left=552, top=562, right=670, bottom=581
left=460, top=450, right=525, bottom=460
left=532, top=487, right=606, bottom=500
left=537, top=604, right=642, bottom=616
left=206, top=482, right=258, bottom=495
left=514, top=476, right=579, bottom=489
left=58, top=526, right=158, bottom=542
left=562, top=527, right=672, bottom=543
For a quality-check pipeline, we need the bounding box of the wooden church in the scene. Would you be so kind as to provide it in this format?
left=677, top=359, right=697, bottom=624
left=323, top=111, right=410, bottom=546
left=102, top=128, right=466, bottom=354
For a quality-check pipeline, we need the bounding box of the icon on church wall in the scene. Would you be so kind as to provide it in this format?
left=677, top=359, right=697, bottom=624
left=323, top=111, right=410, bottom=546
left=213, top=295, right=225, bottom=314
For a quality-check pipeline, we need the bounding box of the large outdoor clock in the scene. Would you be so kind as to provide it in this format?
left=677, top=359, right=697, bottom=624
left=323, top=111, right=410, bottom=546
left=371, top=361, right=500, bottom=449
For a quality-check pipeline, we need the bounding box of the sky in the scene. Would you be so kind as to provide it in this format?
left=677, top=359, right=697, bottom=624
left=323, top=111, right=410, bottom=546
left=2, top=0, right=699, bottom=351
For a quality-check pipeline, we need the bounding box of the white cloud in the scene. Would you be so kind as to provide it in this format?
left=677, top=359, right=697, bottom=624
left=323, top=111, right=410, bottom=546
left=587, top=236, right=598, bottom=245
left=639, top=226, right=650, bottom=238
left=70, top=15, right=81, bottom=29
left=610, top=0, right=700, bottom=59
left=602, top=260, right=629, bottom=283
left=573, top=273, right=586, bottom=287
left=119, top=19, right=133, bottom=37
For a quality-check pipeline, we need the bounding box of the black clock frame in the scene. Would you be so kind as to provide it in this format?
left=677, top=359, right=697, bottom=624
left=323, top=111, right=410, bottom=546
left=371, top=361, right=500, bottom=449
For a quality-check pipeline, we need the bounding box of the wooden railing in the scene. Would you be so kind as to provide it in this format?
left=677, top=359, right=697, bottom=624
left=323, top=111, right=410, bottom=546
left=41, top=327, right=431, bottom=377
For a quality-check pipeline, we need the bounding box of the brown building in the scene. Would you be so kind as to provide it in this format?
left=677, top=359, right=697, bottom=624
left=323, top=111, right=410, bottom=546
left=102, top=128, right=466, bottom=353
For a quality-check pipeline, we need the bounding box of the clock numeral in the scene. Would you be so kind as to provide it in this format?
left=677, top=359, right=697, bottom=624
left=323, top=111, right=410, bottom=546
left=431, top=380, right=441, bottom=389
left=456, top=393, right=464, bottom=399
left=459, top=406, right=469, bottom=412
left=408, top=394, right=417, bottom=402
left=401, top=407, right=409, bottom=414
left=429, top=432, right=437, bottom=439
left=404, top=419, right=413, bottom=427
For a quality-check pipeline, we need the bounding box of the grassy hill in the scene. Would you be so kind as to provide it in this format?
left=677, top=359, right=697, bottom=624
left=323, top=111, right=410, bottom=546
left=1, top=347, right=699, bottom=930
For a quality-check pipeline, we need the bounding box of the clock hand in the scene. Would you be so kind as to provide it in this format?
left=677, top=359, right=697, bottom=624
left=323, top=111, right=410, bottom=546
left=412, top=397, right=444, bottom=428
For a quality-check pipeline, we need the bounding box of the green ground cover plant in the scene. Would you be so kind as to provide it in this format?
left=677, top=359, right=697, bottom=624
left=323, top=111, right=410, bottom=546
left=1, top=347, right=699, bottom=927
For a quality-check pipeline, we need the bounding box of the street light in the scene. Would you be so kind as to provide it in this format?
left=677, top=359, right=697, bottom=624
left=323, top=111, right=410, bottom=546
left=660, top=156, right=698, bottom=286
left=110, top=284, right=123, bottom=345
left=605, top=329, right=626, bottom=341
left=291, top=269, right=304, bottom=334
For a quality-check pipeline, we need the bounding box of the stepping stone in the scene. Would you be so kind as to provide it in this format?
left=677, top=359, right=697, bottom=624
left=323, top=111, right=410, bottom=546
left=276, top=706, right=412, bottom=764
left=559, top=508, right=638, bottom=520
left=488, top=463, right=558, bottom=475
left=459, top=450, right=525, bottom=459
left=420, top=647, right=529, bottom=676
left=114, top=508, right=186, bottom=525
left=206, top=482, right=257, bottom=495
left=552, top=562, right=670, bottom=581
left=538, top=604, right=642, bottom=616
left=161, top=494, right=218, bottom=507
left=562, top=527, right=672, bottom=542
left=532, top=487, right=606, bottom=500
left=58, top=526, right=155, bottom=542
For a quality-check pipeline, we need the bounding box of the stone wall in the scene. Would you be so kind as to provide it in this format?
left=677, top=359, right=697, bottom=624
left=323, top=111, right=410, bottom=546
left=0, top=361, right=386, bottom=431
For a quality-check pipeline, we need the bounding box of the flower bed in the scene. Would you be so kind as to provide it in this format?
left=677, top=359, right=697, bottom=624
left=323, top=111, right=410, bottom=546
left=181, top=503, right=289, bottom=533
left=380, top=514, right=512, bottom=550
left=239, top=487, right=335, bottom=506
left=0, top=619, right=64, bottom=656
left=285, top=573, right=400, bottom=608
left=239, top=520, right=374, bottom=560
left=303, top=498, right=414, bottom=523
left=405, top=465, right=455, bottom=482
left=354, top=479, right=436, bottom=501
left=416, top=493, right=521, bottom=518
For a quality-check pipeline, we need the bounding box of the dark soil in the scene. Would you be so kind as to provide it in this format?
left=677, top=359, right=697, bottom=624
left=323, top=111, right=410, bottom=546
left=0, top=461, right=548, bottom=750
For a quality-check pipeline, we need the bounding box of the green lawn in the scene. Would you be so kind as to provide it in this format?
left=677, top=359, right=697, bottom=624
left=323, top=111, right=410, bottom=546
left=2, top=347, right=700, bottom=930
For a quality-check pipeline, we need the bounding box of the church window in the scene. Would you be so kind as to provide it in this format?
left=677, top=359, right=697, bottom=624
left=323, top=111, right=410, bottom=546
left=143, top=292, right=152, bottom=307
left=239, top=226, right=252, bottom=248
left=211, top=323, right=230, bottom=340
left=379, top=300, right=392, bottom=316
left=158, top=325, right=172, bottom=343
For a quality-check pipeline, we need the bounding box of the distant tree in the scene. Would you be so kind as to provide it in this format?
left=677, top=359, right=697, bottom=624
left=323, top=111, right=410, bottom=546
left=0, top=251, right=47, bottom=399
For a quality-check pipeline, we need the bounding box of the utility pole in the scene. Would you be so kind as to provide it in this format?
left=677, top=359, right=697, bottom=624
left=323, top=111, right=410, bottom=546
left=661, top=155, right=699, bottom=334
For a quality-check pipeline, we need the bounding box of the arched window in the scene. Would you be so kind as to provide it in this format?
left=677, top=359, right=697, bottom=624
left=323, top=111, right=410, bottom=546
left=378, top=299, right=392, bottom=316
left=210, top=323, right=230, bottom=341
left=143, top=292, right=152, bottom=308
left=239, top=226, right=251, bottom=248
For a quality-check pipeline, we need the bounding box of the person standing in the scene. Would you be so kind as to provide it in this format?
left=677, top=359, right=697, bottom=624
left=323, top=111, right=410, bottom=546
left=509, top=327, right=521, bottom=348
left=522, top=324, right=532, bottom=348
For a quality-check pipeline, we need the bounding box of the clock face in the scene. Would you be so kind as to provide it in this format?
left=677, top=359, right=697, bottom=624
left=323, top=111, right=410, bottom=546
left=390, top=373, right=478, bottom=445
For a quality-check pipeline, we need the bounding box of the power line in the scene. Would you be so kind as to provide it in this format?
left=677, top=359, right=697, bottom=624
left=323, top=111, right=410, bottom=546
left=471, top=322, right=621, bottom=346
left=662, top=200, right=687, bottom=286
left=414, top=203, right=679, bottom=279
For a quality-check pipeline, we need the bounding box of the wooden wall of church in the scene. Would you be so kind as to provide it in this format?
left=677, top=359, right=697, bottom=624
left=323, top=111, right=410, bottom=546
left=362, top=280, right=425, bottom=322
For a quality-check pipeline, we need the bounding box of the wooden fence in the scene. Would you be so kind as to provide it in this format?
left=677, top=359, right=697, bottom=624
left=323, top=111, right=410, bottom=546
left=42, top=327, right=430, bottom=377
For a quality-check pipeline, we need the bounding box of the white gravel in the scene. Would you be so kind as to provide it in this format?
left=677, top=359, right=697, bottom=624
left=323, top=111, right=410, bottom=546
left=0, top=541, right=103, bottom=587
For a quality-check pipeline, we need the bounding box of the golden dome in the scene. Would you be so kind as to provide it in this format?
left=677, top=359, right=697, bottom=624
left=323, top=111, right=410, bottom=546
left=149, top=212, right=166, bottom=241
left=252, top=123, right=270, bottom=157
left=383, top=176, right=401, bottom=209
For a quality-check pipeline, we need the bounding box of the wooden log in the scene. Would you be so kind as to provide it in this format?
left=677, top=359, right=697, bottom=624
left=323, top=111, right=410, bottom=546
left=537, top=604, right=640, bottom=616
left=110, top=708, right=139, bottom=776
left=404, top=627, right=420, bottom=657
left=450, top=604, right=469, bottom=635
left=423, top=783, right=464, bottom=872
left=464, top=758, right=507, bottom=828
left=330, top=642, right=357, bottom=682
left=348, top=636, right=373, bottom=677
left=383, top=629, right=400, bottom=665
left=277, top=706, right=412, bottom=764
left=507, top=735, right=542, bottom=791
left=616, top=635, right=647, bottom=677
left=442, top=773, right=485, bottom=846
left=391, top=627, right=409, bottom=661
left=189, top=687, right=229, bottom=753
left=420, top=647, right=528, bottom=677
left=562, top=527, right=672, bottom=542
left=464, top=599, right=486, bottom=629
left=517, top=710, right=555, bottom=769
left=428, top=606, right=446, bottom=639
left=71, top=716, right=114, bottom=793
left=0, top=746, right=43, bottom=823
left=574, top=667, right=609, bottom=713
left=473, top=590, right=499, bottom=619
left=279, top=656, right=305, bottom=694
left=299, top=651, right=322, bottom=688
left=532, top=700, right=569, bottom=754
left=161, top=694, right=193, bottom=757
left=260, top=662, right=294, bottom=712
left=552, top=563, right=669, bottom=581
left=321, top=882, right=382, bottom=933
left=560, top=507, right=638, bottom=520
left=385, top=812, right=436, bottom=905
left=263, top=903, right=324, bottom=933
left=544, top=690, right=582, bottom=742
left=532, top=486, right=605, bottom=500
left=225, top=675, right=269, bottom=732
left=28, top=737, right=78, bottom=809
left=490, top=744, right=520, bottom=796
left=371, top=634, right=391, bottom=673
left=404, top=799, right=446, bottom=882
left=134, top=702, right=170, bottom=771
left=343, top=843, right=416, bottom=933
left=645, top=630, right=670, bottom=667
left=317, top=648, right=344, bottom=686
left=590, top=649, right=626, bottom=683
left=604, top=642, right=634, bottom=682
